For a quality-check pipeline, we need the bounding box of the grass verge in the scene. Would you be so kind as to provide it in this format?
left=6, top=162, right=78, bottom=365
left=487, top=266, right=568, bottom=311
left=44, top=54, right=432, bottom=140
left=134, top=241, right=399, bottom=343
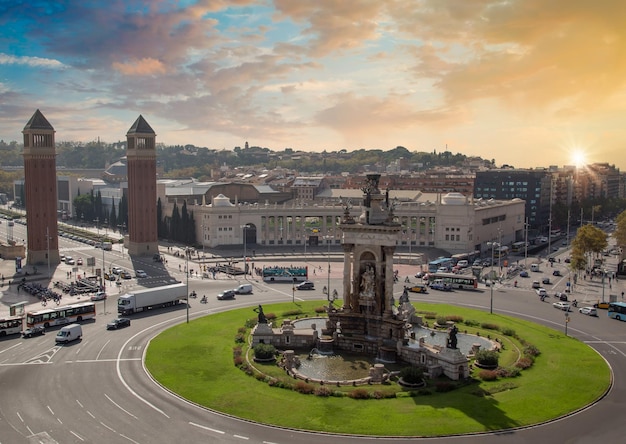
left=145, top=301, right=610, bottom=436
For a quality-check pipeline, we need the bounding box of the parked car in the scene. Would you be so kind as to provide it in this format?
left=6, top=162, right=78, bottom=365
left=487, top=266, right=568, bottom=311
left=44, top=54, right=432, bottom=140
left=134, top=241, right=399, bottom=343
left=135, top=269, right=148, bottom=278
left=217, top=290, right=236, bottom=300
left=107, top=317, right=131, bottom=330
left=296, top=281, right=315, bottom=290
left=76, top=257, right=83, bottom=266
left=579, top=306, right=598, bottom=316
left=22, top=325, right=45, bottom=338
left=553, top=301, right=571, bottom=311
left=542, top=277, right=551, bottom=285
left=519, top=270, right=529, bottom=278
left=120, top=271, right=132, bottom=279
left=552, top=270, right=561, bottom=276
left=112, top=267, right=123, bottom=275
left=91, top=291, right=107, bottom=301
left=532, top=280, right=541, bottom=289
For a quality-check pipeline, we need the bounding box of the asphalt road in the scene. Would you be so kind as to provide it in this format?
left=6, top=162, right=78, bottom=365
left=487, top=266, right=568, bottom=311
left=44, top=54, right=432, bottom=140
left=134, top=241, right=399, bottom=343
left=1, top=236, right=625, bottom=443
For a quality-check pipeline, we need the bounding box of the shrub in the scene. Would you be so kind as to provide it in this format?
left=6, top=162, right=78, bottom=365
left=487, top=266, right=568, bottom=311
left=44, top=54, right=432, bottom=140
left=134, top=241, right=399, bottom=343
left=436, top=316, right=448, bottom=326
left=475, top=349, right=499, bottom=367
left=265, top=312, right=277, bottom=321
left=420, top=311, right=438, bottom=319
left=234, top=333, right=245, bottom=344
left=463, top=319, right=480, bottom=327
left=232, top=346, right=242, bottom=357
left=478, top=370, right=498, bottom=381
left=244, top=318, right=256, bottom=328
left=314, top=306, right=326, bottom=313
left=434, top=381, right=455, bottom=392
left=348, top=388, right=370, bottom=399
left=399, top=366, right=425, bottom=384
left=253, top=343, right=276, bottom=360
left=294, top=381, right=315, bottom=394
left=496, top=366, right=521, bottom=378
left=480, top=323, right=500, bottom=331
left=237, top=327, right=247, bottom=334
left=233, top=356, right=244, bottom=366
left=446, top=315, right=463, bottom=323
left=523, top=344, right=541, bottom=357
left=314, top=386, right=333, bottom=397
left=282, top=309, right=303, bottom=317
left=515, top=357, right=534, bottom=369
left=501, top=327, right=516, bottom=336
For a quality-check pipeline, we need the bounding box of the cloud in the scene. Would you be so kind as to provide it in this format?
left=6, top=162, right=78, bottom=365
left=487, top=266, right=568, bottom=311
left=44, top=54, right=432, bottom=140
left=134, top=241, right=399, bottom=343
left=112, top=58, right=168, bottom=76
left=0, top=53, right=65, bottom=69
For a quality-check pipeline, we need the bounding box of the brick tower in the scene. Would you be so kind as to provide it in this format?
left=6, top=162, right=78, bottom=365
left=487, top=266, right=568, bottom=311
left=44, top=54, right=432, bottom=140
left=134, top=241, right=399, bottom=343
left=126, top=115, right=158, bottom=256
left=22, top=109, right=60, bottom=265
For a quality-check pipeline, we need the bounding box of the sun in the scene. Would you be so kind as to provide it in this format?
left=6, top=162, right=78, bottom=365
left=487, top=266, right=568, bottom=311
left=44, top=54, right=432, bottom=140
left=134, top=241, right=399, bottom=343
left=571, top=149, right=587, bottom=167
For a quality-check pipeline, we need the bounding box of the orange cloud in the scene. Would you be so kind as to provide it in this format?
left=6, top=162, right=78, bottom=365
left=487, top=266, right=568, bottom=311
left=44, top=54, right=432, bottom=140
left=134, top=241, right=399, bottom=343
left=112, top=58, right=167, bottom=76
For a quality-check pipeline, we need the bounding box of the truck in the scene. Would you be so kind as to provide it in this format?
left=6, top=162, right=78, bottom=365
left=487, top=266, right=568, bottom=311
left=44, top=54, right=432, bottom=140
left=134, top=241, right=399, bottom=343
left=117, top=283, right=187, bottom=315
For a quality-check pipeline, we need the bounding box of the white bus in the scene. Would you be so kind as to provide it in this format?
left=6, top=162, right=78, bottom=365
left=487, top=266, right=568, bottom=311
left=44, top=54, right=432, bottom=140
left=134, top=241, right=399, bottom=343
left=26, top=302, right=96, bottom=328
left=427, top=272, right=478, bottom=290
left=0, top=315, right=23, bottom=337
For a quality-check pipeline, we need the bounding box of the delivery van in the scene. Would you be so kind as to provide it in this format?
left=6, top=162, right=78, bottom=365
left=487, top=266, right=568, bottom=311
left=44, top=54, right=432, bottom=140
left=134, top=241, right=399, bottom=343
left=530, top=264, right=540, bottom=272
left=55, top=324, right=82, bottom=344
left=233, top=284, right=253, bottom=295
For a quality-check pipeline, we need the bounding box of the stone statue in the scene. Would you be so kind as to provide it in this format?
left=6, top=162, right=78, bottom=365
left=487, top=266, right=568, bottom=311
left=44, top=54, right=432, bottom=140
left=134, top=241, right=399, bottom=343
left=359, top=265, right=375, bottom=298
left=254, top=304, right=267, bottom=324
left=399, top=286, right=410, bottom=304
left=447, top=324, right=458, bottom=349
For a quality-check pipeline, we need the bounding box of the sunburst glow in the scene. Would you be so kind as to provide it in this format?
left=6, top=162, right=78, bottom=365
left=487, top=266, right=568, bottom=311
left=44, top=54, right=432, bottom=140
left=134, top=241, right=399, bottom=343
left=571, top=150, right=587, bottom=167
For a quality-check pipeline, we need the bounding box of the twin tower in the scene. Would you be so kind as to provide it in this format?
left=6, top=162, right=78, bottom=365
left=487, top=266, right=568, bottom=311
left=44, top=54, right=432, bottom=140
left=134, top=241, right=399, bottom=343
left=22, top=110, right=158, bottom=265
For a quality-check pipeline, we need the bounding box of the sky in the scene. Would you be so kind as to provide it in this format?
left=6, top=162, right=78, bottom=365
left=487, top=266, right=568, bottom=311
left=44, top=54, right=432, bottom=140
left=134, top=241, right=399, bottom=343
left=1, top=1, right=625, bottom=169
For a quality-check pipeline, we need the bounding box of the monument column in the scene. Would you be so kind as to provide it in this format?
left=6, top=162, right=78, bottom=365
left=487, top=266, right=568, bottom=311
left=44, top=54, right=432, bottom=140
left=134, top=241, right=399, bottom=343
left=22, top=109, right=60, bottom=265
left=383, top=246, right=395, bottom=314
left=342, top=243, right=353, bottom=310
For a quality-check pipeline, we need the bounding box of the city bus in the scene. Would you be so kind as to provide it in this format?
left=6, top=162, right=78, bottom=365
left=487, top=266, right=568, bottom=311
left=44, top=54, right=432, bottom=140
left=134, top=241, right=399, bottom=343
left=26, top=301, right=96, bottom=328
left=0, top=315, right=24, bottom=337
left=608, top=302, right=626, bottom=321
left=511, top=241, right=527, bottom=253
left=262, top=266, right=308, bottom=283
left=427, top=272, right=478, bottom=290
left=493, top=246, right=509, bottom=259
left=428, top=257, right=453, bottom=273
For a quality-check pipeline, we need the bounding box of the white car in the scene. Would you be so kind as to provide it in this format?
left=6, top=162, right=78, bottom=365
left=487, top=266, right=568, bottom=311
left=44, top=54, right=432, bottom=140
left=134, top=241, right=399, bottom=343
left=135, top=270, right=147, bottom=278
left=536, top=288, right=547, bottom=297
left=65, top=256, right=75, bottom=265
left=112, top=267, right=123, bottom=275
left=553, top=301, right=571, bottom=311
left=579, top=306, right=598, bottom=316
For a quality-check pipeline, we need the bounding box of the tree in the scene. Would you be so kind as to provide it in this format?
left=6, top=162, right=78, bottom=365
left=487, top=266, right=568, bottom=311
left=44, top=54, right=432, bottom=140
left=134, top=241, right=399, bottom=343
left=614, top=210, right=626, bottom=248
left=571, top=224, right=607, bottom=271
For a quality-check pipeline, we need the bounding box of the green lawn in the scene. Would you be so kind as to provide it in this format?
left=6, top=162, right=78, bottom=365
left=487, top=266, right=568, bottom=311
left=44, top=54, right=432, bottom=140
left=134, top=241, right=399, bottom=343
left=145, top=301, right=610, bottom=436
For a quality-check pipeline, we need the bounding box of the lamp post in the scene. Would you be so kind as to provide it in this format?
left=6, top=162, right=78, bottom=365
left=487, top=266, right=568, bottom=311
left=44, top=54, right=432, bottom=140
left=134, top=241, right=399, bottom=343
left=487, top=240, right=500, bottom=314
left=186, top=247, right=190, bottom=324
left=201, top=224, right=205, bottom=258
left=326, top=235, right=332, bottom=302
left=241, top=224, right=249, bottom=277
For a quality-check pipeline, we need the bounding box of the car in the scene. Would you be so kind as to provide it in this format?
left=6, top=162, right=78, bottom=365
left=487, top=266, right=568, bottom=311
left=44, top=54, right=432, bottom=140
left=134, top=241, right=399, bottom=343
left=552, top=270, right=561, bottom=276
left=555, top=292, right=568, bottom=301
left=60, top=254, right=66, bottom=261
left=579, top=306, right=598, bottom=316
left=107, top=317, right=131, bottom=330
left=519, top=270, right=529, bottom=278
left=65, top=256, right=75, bottom=265
left=407, top=284, right=428, bottom=294
left=217, top=290, right=236, bottom=300
left=532, top=280, right=541, bottom=289
left=120, top=271, right=132, bottom=279
left=76, top=257, right=83, bottom=265
left=536, top=288, right=547, bottom=297
left=112, top=267, right=123, bottom=275
left=22, top=326, right=45, bottom=338
left=548, top=257, right=556, bottom=263
left=135, top=270, right=148, bottom=278
left=553, top=301, right=571, bottom=311
left=472, top=259, right=483, bottom=266
left=415, top=271, right=426, bottom=278
left=296, top=281, right=315, bottom=290
left=104, top=272, right=116, bottom=281
left=542, top=277, right=551, bottom=285
left=564, top=257, right=571, bottom=263
left=594, top=301, right=610, bottom=309
left=91, top=291, right=107, bottom=301
left=436, top=267, right=449, bottom=273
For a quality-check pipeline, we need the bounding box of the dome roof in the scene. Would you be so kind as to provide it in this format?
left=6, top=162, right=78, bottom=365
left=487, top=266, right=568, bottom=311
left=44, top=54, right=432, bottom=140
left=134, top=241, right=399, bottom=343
left=213, top=194, right=234, bottom=207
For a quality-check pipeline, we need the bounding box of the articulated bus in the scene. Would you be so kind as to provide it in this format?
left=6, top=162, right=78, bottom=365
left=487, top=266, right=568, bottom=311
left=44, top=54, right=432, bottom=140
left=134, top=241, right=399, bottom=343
left=262, top=266, right=308, bottom=283
left=26, top=301, right=96, bottom=328
left=428, top=257, right=454, bottom=273
left=608, top=302, right=626, bottom=321
left=0, top=315, right=23, bottom=337
left=427, top=273, right=478, bottom=290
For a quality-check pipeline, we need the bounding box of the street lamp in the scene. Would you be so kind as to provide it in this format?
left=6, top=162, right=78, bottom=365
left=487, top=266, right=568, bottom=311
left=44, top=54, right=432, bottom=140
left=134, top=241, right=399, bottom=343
left=185, top=247, right=190, bottom=323
left=241, top=224, right=249, bottom=277
left=487, top=240, right=500, bottom=314
left=201, top=224, right=205, bottom=258
left=325, top=235, right=332, bottom=302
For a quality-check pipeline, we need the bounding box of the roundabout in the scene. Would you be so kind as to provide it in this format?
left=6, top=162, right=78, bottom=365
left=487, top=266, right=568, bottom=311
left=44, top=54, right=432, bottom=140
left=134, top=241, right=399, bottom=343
left=145, top=300, right=610, bottom=437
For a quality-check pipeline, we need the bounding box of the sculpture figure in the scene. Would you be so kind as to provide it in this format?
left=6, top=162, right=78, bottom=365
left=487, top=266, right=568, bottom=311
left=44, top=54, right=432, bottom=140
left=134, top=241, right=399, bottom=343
left=254, top=304, right=267, bottom=324
left=447, top=324, right=458, bottom=349
left=359, top=265, right=376, bottom=298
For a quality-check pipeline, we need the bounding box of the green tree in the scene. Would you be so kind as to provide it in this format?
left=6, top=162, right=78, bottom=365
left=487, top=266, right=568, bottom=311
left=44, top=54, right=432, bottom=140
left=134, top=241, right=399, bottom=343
left=614, top=210, right=626, bottom=248
left=571, top=224, right=607, bottom=271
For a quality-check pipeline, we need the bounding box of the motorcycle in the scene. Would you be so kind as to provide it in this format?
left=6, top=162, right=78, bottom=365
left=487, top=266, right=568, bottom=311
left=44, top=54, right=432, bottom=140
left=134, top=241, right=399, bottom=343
left=189, top=291, right=197, bottom=299
left=200, top=296, right=208, bottom=304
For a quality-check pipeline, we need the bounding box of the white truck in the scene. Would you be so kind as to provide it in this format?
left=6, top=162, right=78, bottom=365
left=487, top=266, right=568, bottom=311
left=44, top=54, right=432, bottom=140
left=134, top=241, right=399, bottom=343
left=117, top=283, right=187, bottom=315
